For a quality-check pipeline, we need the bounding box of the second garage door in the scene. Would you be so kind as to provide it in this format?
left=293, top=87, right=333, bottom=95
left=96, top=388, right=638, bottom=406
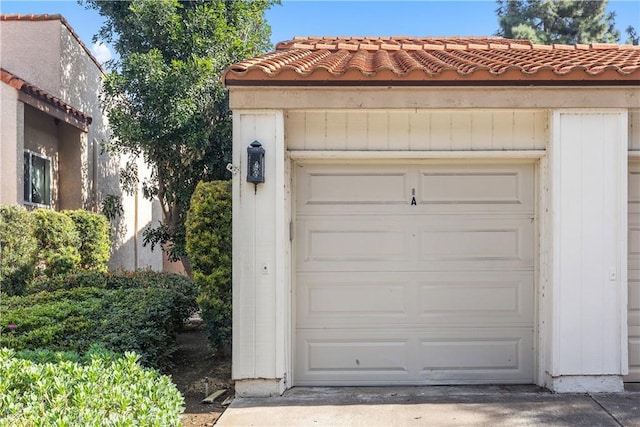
left=294, top=162, right=536, bottom=385
left=627, top=161, right=640, bottom=382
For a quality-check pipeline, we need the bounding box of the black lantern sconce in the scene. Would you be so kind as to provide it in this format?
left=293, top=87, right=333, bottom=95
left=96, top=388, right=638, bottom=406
left=247, top=140, right=265, bottom=192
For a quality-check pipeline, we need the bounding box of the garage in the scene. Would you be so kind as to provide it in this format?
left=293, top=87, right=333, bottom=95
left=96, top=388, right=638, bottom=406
left=628, top=161, right=640, bottom=382
left=225, top=37, right=638, bottom=396
left=294, top=162, right=535, bottom=385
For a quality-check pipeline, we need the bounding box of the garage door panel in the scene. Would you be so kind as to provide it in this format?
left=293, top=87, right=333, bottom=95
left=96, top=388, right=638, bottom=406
left=296, top=272, right=534, bottom=328
left=420, top=339, right=519, bottom=370
left=303, top=226, right=408, bottom=263
left=629, top=169, right=640, bottom=213
left=296, top=329, right=533, bottom=385
left=630, top=219, right=640, bottom=271
left=299, top=169, right=409, bottom=206
left=419, top=165, right=534, bottom=211
left=306, top=340, right=410, bottom=373
left=298, top=217, right=534, bottom=271
left=419, top=280, right=530, bottom=318
left=296, top=163, right=535, bottom=214
left=628, top=163, right=640, bottom=382
left=629, top=270, right=639, bottom=376
left=629, top=330, right=640, bottom=380
left=420, top=220, right=533, bottom=263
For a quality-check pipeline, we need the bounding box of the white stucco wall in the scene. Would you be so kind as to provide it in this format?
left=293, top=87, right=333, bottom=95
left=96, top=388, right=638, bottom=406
left=0, top=82, right=21, bottom=205
left=0, top=20, right=62, bottom=97
left=0, top=18, right=163, bottom=271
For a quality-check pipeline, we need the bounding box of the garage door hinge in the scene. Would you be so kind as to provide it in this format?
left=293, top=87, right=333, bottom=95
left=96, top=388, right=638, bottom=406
left=289, top=221, right=294, bottom=241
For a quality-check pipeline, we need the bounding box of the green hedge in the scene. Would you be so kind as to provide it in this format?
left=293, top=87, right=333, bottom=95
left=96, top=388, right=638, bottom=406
left=2, top=271, right=199, bottom=370
left=0, top=206, right=112, bottom=295
left=31, top=209, right=82, bottom=277
left=185, top=180, right=232, bottom=354
left=63, top=210, right=111, bottom=272
left=0, top=348, right=183, bottom=426
left=0, top=206, right=37, bottom=296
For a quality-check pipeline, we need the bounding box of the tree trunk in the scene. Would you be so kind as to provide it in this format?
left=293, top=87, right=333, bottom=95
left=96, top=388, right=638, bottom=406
left=180, top=255, right=193, bottom=279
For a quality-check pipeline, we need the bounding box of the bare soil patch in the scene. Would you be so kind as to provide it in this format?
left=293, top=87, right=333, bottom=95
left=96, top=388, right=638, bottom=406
left=170, top=324, right=232, bottom=426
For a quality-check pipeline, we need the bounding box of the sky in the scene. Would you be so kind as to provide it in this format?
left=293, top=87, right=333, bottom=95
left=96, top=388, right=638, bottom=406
left=1, top=0, right=639, bottom=65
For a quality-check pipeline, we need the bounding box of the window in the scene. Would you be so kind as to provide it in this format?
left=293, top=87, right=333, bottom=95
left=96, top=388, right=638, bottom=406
left=24, top=151, right=51, bottom=206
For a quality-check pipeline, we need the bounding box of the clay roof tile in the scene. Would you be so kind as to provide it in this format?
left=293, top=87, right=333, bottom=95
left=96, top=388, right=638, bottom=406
left=225, top=36, right=640, bottom=85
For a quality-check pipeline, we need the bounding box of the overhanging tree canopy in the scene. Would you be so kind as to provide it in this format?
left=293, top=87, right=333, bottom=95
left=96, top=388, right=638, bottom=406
left=84, top=0, right=276, bottom=274
left=496, top=0, right=620, bottom=44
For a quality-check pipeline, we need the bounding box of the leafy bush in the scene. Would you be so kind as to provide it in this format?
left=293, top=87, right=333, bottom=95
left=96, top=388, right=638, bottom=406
left=185, top=180, right=232, bottom=354
left=27, top=270, right=197, bottom=331
left=0, top=206, right=37, bottom=296
left=2, top=271, right=198, bottom=370
left=26, top=270, right=107, bottom=294
left=0, top=348, right=184, bottom=426
left=0, top=288, right=104, bottom=352
left=63, top=210, right=111, bottom=272
left=31, top=209, right=81, bottom=277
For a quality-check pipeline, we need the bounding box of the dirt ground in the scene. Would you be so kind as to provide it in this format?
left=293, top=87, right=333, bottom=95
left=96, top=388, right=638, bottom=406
left=170, top=325, right=233, bottom=426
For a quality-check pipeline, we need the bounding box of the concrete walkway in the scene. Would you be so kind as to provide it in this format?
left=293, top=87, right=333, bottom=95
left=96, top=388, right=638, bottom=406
left=216, top=385, right=640, bottom=426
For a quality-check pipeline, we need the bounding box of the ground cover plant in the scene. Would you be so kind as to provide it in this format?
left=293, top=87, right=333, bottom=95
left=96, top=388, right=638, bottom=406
left=1, top=271, right=198, bottom=370
left=0, top=348, right=184, bottom=426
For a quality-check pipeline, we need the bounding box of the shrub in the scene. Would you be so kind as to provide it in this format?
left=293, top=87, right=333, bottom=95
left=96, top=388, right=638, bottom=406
left=31, top=209, right=81, bottom=277
left=0, top=348, right=184, bottom=426
left=0, top=206, right=37, bottom=296
left=26, top=270, right=107, bottom=294
left=3, top=271, right=199, bottom=370
left=63, top=210, right=111, bottom=272
left=27, top=270, right=198, bottom=330
left=104, top=270, right=199, bottom=331
left=185, top=180, right=232, bottom=354
left=1, top=288, right=107, bottom=352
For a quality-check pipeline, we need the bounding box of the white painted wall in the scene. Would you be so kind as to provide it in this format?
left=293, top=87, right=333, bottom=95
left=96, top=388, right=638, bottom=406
left=232, top=110, right=291, bottom=396
left=545, top=110, right=628, bottom=392
left=287, top=110, right=547, bottom=151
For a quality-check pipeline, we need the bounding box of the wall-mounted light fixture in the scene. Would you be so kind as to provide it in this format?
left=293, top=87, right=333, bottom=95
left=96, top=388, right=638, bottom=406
left=247, top=140, right=265, bottom=192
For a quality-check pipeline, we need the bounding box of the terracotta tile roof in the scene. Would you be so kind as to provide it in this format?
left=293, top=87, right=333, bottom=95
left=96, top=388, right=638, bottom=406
left=1, top=14, right=105, bottom=73
left=225, top=36, right=640, bottom=86
left=1, top=68, right=92, bottom=124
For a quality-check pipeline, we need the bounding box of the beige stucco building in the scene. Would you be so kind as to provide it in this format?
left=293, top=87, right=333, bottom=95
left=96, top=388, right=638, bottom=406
left=0, top=14, right=162, bottom=271
left=225, top=37, right=640, bottom=396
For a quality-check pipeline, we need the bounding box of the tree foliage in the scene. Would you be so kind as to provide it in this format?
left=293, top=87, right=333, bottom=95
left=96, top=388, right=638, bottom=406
left=83, top=0, right=275, bottom=273
left=626, top=26, right=639, bottom=45
left=496, top=0, right=620, bottom=44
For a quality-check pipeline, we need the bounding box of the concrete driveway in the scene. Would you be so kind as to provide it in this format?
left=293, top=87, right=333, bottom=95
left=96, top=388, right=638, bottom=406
left=215, top=385, right=640, bottom=426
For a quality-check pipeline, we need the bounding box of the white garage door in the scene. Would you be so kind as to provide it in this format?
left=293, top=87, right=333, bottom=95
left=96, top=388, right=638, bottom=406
left=627, top=161, right=640, bottom=382
left=294, top=162, right=535, bottom=385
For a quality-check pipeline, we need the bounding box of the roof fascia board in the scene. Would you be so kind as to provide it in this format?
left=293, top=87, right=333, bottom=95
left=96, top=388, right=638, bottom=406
left=227, top=86, right=640, bottom=110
